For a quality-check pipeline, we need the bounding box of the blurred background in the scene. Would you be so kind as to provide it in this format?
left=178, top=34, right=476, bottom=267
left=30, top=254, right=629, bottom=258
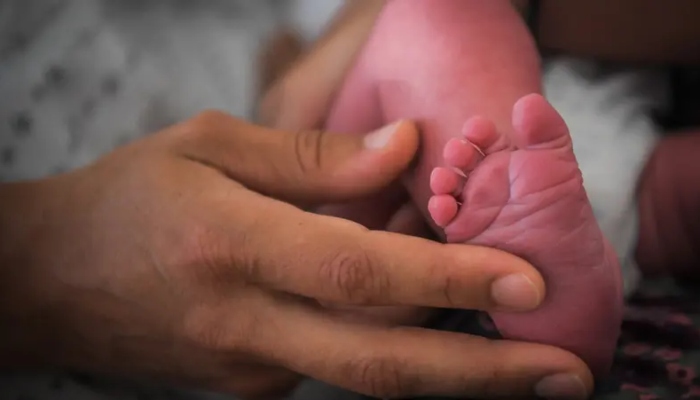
left=0, top=0, right=342, bottom=183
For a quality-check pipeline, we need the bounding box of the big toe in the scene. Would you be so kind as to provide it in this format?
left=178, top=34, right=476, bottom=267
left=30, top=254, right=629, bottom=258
left=512, top=94, right=571, bottom=150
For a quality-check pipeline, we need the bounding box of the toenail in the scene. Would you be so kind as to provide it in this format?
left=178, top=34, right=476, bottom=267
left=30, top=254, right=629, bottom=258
left=490, top=274, right=541, bottom=310
left=363, top=121, right=403, bottom=149
left=535, top=374, right=588, bottom=400
left=467, top=141, right=485, bottom=157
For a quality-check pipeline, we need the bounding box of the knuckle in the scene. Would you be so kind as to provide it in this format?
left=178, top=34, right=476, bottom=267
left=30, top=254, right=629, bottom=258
left=237, top=250, right=265, bottom=285
left=179, top=109, right=238, bottom=141
left=429, top=263, right=460, bottom=308
left=175, top=222, right=234, bottom=282
left=181, top=307, right=236, bottom=352
left=178, top=222, right=219, bottom=266
left=173, top=211, right=265, bottom=286
left=181, top=301, right=259, bottom=356
left=343, top=352, right=413, bottom=398
left=319, top=247, right=388, bottom=304
left=183, top=314, right=227, bottom=351
left=191, top=109, right=236, bottom=128
left=291, top=129, right=326, bottom=176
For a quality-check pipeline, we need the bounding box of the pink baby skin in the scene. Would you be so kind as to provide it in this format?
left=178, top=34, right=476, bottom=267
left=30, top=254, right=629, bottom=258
left=322, top=0, right=623, bottom=377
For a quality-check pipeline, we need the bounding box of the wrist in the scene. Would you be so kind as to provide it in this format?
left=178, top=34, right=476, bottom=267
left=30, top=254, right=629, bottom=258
left=0, top=178, right=69, bottom=369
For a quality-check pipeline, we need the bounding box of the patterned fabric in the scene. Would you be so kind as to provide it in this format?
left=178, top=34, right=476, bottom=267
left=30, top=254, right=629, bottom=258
left=417, top=278, right=700, bottom=400
left=0, top=0, right=280, bottom=182
left=597, top=278, right=700, bottom=400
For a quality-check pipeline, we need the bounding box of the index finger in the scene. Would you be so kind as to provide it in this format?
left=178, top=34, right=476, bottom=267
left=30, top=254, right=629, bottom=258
left=234, top=191, right=544, bottom=312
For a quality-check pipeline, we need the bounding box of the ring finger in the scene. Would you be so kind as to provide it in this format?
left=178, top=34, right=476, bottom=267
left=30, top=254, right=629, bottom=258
left=248, top=297, right=593, bottom=399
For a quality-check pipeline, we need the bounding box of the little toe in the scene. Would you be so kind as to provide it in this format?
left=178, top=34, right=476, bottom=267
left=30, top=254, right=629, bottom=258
left=430, top=167, right=463, bottom=195
left=512, top=93, right=571, bottom=150
left=428, top=194, right=459, bottom=228
left=462, top=116, right=508, bottom=155
left=444, top=138, right=482, bottom=174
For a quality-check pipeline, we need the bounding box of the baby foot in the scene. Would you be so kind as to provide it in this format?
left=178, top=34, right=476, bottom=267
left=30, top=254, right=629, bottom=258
left=428, top=94, right=623, bottom=376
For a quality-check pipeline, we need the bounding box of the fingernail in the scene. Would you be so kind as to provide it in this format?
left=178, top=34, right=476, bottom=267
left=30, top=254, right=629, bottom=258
left=535, top=374, right=588, bottom=400
left=490, top=274, right=541, bottom=310
left=363, top=121, right=402, bottom=149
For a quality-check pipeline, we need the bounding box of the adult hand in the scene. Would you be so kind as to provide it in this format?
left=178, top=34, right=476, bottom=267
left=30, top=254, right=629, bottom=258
left=0, top=112, right=592, bottom=399
left=259, top=0, right=436, bottom=328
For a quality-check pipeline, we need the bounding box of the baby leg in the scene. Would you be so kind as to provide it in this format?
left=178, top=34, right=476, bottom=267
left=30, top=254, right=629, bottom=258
left=319, top=55, right=407, bottom=229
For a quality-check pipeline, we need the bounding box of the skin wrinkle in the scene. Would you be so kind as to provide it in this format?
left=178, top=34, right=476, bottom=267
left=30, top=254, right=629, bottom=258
left=322, top=242, right=379, bottom=305
left=291, top=128, right=325, bottom=177
left=441, top=268, right=459, bottom=310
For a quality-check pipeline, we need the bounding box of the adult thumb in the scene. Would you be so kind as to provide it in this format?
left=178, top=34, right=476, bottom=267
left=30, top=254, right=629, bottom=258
left=247, top=120, right=420, bottom=205
left=177, top=112, right=420, bottom=205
